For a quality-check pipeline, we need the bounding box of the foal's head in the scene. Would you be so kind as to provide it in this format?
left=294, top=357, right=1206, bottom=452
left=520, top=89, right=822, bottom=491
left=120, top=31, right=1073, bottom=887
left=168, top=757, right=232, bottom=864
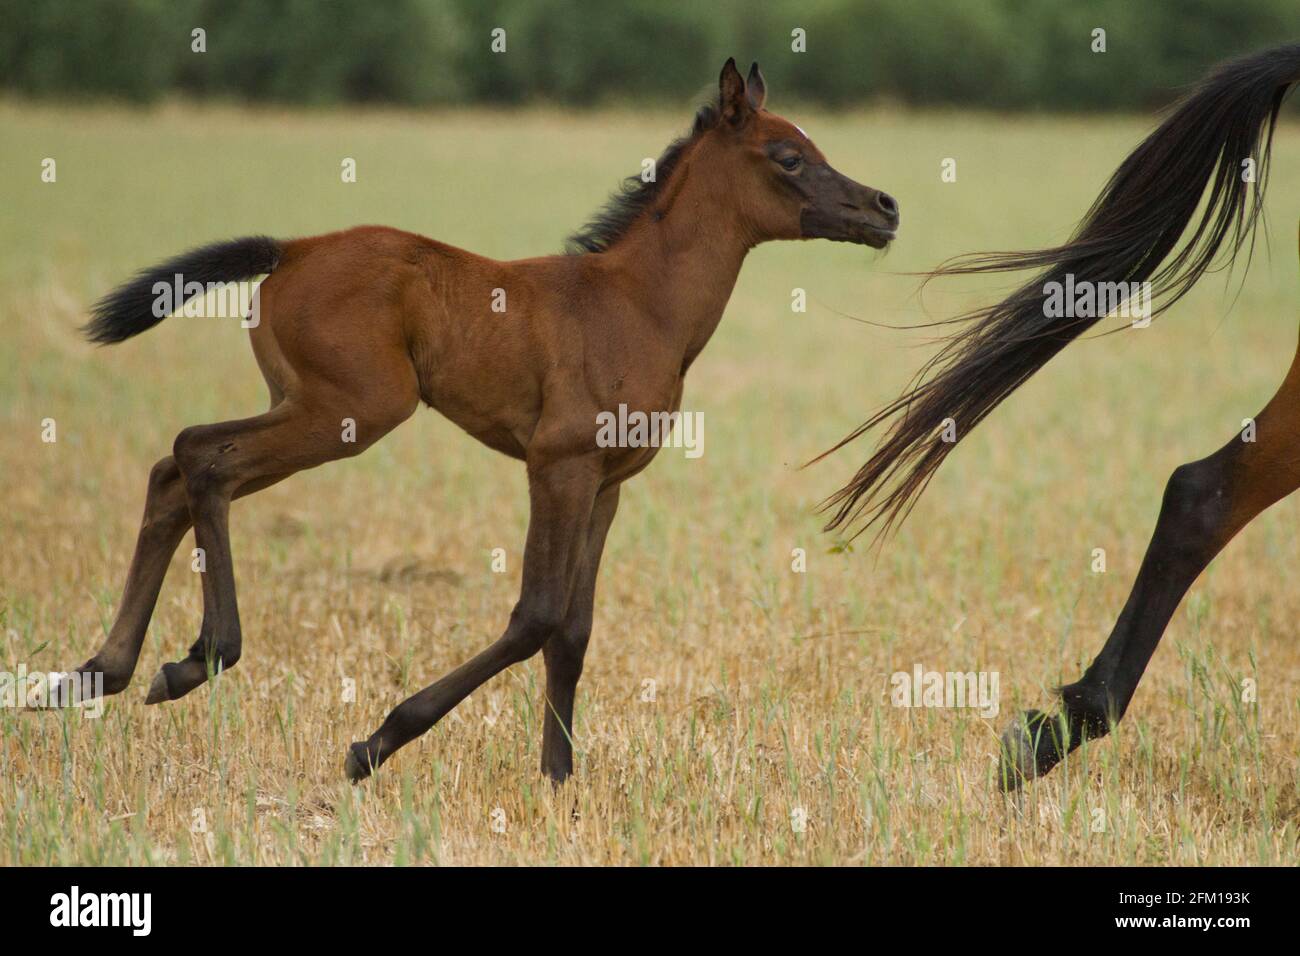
left=565, top=58, right=900, bottom=256
left=704, top=58, right=900, bottom=248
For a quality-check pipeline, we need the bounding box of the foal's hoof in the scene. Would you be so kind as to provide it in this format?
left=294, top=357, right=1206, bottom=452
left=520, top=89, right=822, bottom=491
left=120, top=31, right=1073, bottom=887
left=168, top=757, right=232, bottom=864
left=144, top=659, right=214, bottom=704
left=998, top=708, right=1067, bottom=791
left=344, top=742, right=374, bottom=783
left=144, top=669, right=171, bottom=705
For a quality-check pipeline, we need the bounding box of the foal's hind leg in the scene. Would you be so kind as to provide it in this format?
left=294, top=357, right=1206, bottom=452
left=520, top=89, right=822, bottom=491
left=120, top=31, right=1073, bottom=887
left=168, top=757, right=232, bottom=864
left=62, top=381, right=291, bottom=703
left=146, top=392, right=415, bottom=704
left=60, top=460, right=294, bottom=702
left=1001, top=337, right=1300, bottom=788
left=60, top=456, right=192, bottom=698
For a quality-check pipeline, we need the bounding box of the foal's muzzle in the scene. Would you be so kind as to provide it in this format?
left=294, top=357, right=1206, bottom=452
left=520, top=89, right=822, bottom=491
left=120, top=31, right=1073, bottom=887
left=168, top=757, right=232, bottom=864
left=800, top=163, right=900, bottom=248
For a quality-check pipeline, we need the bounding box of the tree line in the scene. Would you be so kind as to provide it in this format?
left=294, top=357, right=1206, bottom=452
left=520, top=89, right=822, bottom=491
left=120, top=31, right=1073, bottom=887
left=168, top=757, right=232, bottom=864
left=2, top=0, right=1296, bottom=111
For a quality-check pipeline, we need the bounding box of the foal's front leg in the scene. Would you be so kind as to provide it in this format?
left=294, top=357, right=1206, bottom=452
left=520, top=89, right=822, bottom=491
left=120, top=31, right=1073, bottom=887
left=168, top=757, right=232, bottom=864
left=540, top=484, right=621, bottom=783
left=345, top=454, right=602, bottom=781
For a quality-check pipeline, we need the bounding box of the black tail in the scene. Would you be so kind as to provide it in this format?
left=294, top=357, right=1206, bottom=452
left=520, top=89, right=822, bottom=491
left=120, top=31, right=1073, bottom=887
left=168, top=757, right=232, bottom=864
left=819, top=41, right=1300, bottom=538
left=83, top=236, right=282, bottom=345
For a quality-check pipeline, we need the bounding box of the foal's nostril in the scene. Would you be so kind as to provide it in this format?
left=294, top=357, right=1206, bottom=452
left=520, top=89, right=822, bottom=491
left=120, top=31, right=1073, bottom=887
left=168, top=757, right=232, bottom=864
left=875, top=191, right=900, bottom=221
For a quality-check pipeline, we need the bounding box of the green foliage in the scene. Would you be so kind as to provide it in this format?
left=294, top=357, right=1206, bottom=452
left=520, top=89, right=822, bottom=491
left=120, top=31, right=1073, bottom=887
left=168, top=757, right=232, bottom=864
left=0, top=0, right=1296, bottom=109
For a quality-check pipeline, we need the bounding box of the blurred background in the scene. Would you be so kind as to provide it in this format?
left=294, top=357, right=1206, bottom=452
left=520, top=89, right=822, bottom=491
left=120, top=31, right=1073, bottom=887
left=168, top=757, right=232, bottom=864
left=2, top=0, right=1298, bottom=111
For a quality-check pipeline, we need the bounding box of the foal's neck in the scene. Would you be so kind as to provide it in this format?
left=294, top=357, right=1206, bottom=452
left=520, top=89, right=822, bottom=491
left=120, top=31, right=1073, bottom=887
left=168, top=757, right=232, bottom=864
left=607, top=157, right=756, bottom=370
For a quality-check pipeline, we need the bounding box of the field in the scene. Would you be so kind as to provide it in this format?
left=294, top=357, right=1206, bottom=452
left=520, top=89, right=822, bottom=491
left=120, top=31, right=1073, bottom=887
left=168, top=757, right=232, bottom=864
left=1, top=100, right=1298, bottom=866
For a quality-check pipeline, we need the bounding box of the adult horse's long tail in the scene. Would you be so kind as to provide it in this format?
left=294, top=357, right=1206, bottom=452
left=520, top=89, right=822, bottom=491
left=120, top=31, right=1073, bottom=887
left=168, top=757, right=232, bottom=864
left=819, top=41, right=1300, bottom=537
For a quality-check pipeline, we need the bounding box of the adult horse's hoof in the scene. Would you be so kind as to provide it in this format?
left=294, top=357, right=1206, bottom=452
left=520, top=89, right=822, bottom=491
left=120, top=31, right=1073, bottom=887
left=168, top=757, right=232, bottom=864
left=344, top=742, right=373, bottom=783
left=997, top=708, right=1061, bottom=791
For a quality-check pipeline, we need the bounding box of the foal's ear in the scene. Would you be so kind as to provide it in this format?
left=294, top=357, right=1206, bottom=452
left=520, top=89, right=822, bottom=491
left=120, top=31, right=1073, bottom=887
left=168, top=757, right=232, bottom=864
left=718, top=57, right=751, bottom=126
left=746, top=62, right=767, bottom=111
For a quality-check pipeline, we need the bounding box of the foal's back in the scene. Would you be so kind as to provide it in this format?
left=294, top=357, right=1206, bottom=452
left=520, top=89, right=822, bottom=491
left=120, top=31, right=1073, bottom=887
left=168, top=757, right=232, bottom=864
left=254, top=224, right=680, bottom=461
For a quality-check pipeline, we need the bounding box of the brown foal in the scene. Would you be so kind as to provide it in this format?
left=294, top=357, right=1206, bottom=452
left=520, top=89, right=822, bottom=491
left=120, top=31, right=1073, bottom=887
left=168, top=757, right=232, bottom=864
left=72, top=60, right=899, bottom=783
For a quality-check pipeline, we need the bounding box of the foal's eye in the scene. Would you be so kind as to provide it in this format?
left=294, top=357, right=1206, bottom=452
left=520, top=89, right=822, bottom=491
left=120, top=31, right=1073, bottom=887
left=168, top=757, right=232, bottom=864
left=777, top=155, right=802, bottom=171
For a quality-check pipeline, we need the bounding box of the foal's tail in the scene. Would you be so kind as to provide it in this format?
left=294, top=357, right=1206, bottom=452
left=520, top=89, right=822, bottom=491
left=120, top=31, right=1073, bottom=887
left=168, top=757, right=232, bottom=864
left=818, top=41, right=1300, bottom=537
left=83, top=236, right=282, bottom=344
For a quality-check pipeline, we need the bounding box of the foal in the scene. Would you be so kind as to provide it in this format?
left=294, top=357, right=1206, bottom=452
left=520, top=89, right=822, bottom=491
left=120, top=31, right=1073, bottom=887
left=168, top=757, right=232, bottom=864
left=818, top=42, right=1300, bottom=788
left=71, top=60, right=899, bottom=783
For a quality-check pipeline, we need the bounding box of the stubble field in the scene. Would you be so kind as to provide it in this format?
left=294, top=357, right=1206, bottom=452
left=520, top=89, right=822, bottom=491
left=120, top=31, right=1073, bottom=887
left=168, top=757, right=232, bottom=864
left=1, top=100, right=1298, bottom=864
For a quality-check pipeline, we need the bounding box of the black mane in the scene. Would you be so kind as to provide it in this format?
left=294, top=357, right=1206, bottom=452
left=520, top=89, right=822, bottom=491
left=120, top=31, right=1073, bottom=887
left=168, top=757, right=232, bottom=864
left=565, top=102, right=720, bottom=255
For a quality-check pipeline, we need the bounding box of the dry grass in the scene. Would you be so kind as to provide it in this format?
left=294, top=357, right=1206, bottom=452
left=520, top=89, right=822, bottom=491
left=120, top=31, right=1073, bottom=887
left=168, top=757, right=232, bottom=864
left=1, top=101, right=1298, bottom=865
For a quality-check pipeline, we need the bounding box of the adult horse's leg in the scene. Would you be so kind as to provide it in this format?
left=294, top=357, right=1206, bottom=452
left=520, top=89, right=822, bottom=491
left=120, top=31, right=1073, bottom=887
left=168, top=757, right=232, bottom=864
left=540, top=484, right=620, bottom=783
left=146, top=391, right=415, bottom=704
left=1001, top=333, right=1300, bottom=788
left=345, top=453, right=602, bottom=781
